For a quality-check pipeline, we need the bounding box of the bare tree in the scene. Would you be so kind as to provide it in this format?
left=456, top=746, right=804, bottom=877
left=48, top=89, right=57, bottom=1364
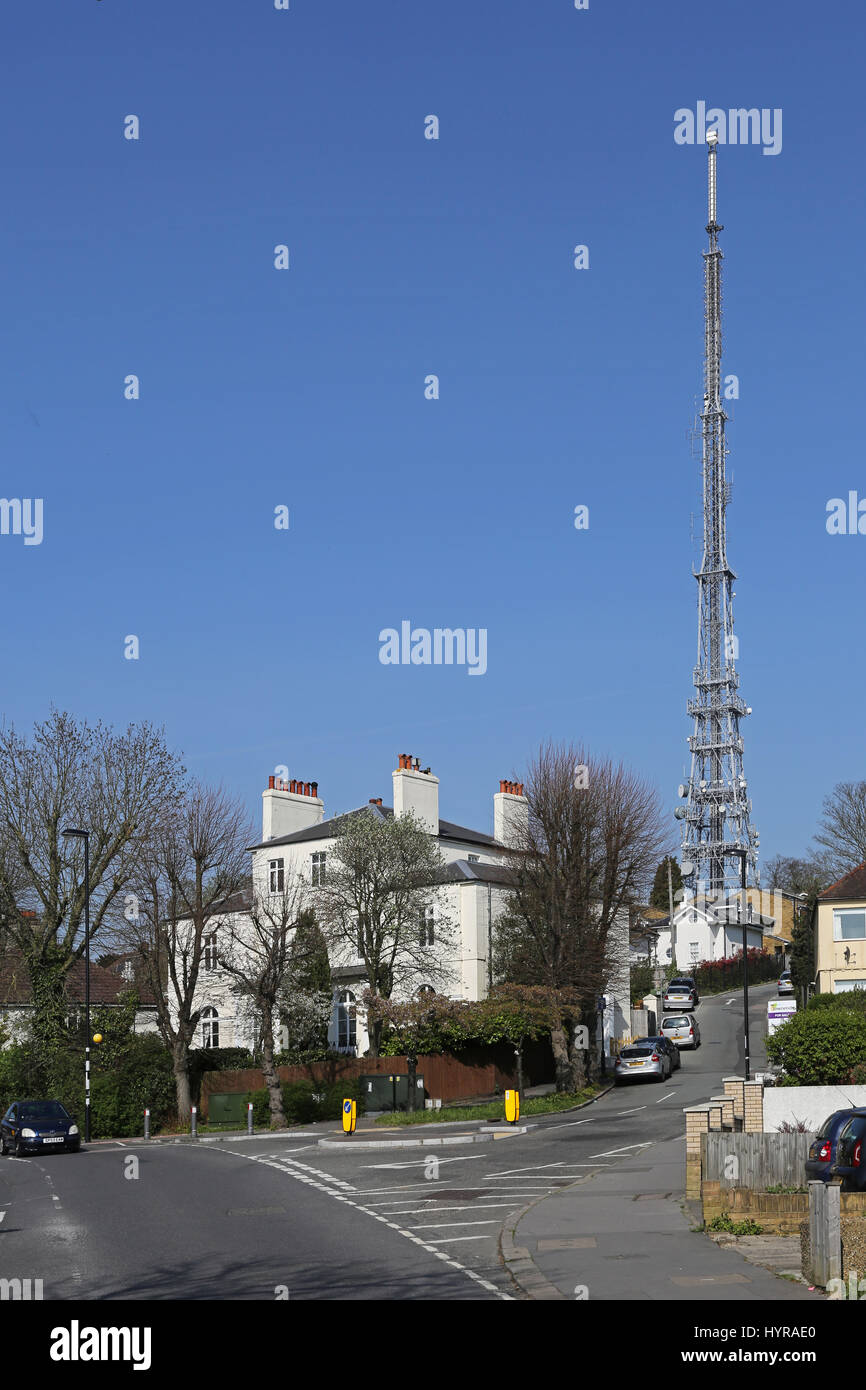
left=762, top=853, right=828, bottom=901
left=125, top=783, right=253, bottom=1117
left=217, top=880, right=309, bottom=1129
left=495, top=742, right=670, bottom=1090
left=0, top=710, right=183, bottom=1077
left=813, top=781, right=866, bottom=882
left=315, top=808, right=453, bottom=1056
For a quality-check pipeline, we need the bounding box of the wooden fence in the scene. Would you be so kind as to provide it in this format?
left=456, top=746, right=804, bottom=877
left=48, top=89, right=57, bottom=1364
left=703, top=1131, right=816, bottom=1189
left=200, top=1040, right=554, bottom=1118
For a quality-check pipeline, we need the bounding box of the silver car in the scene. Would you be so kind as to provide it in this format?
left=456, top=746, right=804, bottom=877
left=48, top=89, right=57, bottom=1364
left=663, top=978, right=697, bottom=1011
left=659, top=1013, right=701, bottom=1050
left=614, top=1042, right=669, bottom=1084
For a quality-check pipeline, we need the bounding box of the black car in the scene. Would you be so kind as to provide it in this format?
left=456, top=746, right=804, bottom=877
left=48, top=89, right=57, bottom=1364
left=641, top=1035, right=681, bottom=1072
left=830, top=1112, right=866, bottom=1191
left=805, top=1108, right=863, bottom=1184
left=0, top=1100, right=81, bottom=1156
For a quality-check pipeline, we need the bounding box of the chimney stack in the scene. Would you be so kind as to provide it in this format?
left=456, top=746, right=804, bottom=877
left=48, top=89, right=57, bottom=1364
left=494, top=777, right=528, bottom=847
left=262, top=773, right=325, bottom=841
left=392, top=753, right=439, bottom=834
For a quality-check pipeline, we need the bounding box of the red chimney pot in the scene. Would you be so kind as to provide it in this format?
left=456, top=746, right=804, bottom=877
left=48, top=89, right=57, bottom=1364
left=268, top=775, right=275, bottom=789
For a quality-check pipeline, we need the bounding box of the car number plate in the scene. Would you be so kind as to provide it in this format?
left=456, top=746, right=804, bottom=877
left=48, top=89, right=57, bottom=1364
left=42, top=1137, right=64, bottom=1143
left=627, top=1061, right=642, bottom=1067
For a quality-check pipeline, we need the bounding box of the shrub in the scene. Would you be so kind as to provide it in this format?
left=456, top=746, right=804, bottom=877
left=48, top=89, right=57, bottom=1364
left=766, top=1008, right=866, bottom=1085
left=808, top=990, right=866, bottom=1015
left=708, top=1212, right=763, bottom=1235
left=630, top=963, right=655, bottom=1004
left=245, top=1077, right=367, bottom=1128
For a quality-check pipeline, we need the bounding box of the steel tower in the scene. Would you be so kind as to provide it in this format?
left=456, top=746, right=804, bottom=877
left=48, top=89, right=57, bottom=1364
left=676, top=133, right=759, bottom=898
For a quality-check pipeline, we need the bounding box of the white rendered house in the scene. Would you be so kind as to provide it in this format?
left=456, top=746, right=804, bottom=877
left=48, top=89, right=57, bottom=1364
left=187, top=754, right=632, bottom=1056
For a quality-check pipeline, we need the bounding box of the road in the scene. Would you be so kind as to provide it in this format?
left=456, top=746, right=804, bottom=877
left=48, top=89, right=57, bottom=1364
left=0, top=981, right=807, bottom=1301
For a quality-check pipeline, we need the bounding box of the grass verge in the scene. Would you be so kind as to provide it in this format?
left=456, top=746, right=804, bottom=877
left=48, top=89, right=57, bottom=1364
left=374, top=1085, right=602, bottom=1126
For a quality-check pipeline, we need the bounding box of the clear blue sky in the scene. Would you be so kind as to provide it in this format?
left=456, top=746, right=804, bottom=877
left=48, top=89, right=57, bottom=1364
left=1, top=0, right=862, bottom=869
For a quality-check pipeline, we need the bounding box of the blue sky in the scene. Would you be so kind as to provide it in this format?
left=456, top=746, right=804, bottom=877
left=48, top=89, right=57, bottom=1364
left=1, top=0, right=862, bottom=871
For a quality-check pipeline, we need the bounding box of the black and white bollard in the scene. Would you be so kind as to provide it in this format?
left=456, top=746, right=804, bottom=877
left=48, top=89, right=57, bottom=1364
left=144, top=1108, right=150, bottom=1141
left=247, top=1102, right=254, bottom=1136
left=191, top=1105, right=197, bottom=1138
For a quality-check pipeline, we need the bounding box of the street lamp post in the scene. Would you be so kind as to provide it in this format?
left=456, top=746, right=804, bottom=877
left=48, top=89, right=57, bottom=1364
left=731, top=850, right=750, bottom=1081
left=62, top=828, right=91, bottom=1143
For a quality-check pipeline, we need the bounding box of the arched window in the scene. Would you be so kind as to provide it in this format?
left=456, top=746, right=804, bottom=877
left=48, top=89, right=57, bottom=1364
left=201, top=1007, right=219, bottom=1048
left=337, top=991, right=356, bottom=1051
left=417, top=984, right=435, bottom=996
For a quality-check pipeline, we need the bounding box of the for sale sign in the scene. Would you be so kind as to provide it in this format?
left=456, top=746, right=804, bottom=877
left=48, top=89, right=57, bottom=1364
left=767, top=998, right=797, bottom=1036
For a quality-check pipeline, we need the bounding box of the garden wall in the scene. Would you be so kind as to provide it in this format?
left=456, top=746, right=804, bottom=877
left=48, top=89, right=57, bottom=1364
left=763, top=1085, right=866, bottom=1133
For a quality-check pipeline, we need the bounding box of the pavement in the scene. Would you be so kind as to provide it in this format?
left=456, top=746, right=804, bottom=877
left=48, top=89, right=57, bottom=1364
left=504, top=1137, right=821, bottom=1301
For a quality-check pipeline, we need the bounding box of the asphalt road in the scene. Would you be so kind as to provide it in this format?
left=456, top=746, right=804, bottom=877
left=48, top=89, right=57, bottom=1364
left=0, top=982, right=782, bottom=1301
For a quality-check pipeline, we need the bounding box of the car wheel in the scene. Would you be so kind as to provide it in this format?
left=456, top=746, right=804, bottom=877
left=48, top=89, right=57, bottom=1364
left=12, top=1138, right=21, bottom=1158
left=0, top=1135, right=7, bottom=1156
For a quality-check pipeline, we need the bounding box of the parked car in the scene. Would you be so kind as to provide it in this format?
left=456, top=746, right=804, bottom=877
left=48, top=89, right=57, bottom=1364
left=614, top=1042, right=669, bottom=1084
left=830, top=1112, right=866, bottom=1191
left=663, top=977, right=698, bottom=1011
left=805, top=1108, right=862, bottom=1183
left=680, top=975, right=700, bottom=1004
left=777, top=970, right=794, bottom=996
left=641, top=1034, right=681, bottom=1071
left=659, top=1013, right=701, bottom=1050
left=0, top=1100, right=81, bottom=1156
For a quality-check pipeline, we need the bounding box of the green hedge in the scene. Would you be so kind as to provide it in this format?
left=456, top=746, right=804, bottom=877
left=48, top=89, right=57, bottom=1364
left=766, top=1008, right=866, bottom=1085
left=0, top=1034, right=176, bottom=1138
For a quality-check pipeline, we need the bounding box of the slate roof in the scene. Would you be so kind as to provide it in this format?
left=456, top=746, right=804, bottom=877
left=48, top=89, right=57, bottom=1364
left=819, top=864, right=866, bottom=902
left=249, top=804, right=501, bottom=853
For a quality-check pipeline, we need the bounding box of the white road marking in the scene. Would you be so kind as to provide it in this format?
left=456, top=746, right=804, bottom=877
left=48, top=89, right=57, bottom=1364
left=424, top=1234, right=491, bottom=1244
left=362, top=1156, right=485, bottom=1171
left=539, top=1118, right=595, bottom=1132
left=588, top=1142, right=653, bottom=1158
left=486, top=1162, right=573, bottom=1176
left=611, top=1107, right=648, bottom=1116
left=655, top=1092, right=676, bottom=1103
left=410, top=1220, right=501, bottom=1230
left=226, top=1150, right=509, bottom=1299
left=0, top=1212, right=5, bottom=1223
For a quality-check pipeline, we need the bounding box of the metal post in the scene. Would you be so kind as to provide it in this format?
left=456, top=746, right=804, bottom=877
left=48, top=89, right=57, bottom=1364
left=191, top=1105, right=197, bottom=1138
left=740, top=853, right=751, bottom=1081
left=247, top=1102, right=253, bottom=1135
left=83, top=833, right=91, bottom=1144
left=406, top=1052, right=417, bottom=1113
left=144, top=1108, right=150, bottom=1141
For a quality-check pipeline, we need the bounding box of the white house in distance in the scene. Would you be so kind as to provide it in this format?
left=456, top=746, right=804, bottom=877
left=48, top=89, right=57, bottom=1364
left=190, top=754, right=631, bottom=1057
left=633, top=894, right=781, bottom=972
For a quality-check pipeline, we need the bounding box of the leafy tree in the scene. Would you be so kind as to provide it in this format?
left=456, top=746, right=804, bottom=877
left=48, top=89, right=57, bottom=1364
left=315, top=808, right=452, bottom=1055
left=649, top=856, right=682, bottom=913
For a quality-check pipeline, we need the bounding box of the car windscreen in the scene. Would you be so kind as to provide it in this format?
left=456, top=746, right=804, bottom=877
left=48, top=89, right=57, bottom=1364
left=620, top=1046, right=654, bottom=1057
left=663, top=1016, right=690, bottom=1028
left=19, top=1102, right=69, bottom=1122
left=669, top=981, right=692, bottom=989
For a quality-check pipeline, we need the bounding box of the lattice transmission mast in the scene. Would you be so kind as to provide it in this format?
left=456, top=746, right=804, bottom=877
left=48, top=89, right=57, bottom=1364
left=676, top=133, right=759, bottom=897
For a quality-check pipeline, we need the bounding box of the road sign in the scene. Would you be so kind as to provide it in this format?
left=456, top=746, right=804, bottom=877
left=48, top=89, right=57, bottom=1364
left=504, top=1089, right=519, bottom=1124
left=767, top=998, right=797, bottom=1036
left=342, top=1099, right=357, bottom=1135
